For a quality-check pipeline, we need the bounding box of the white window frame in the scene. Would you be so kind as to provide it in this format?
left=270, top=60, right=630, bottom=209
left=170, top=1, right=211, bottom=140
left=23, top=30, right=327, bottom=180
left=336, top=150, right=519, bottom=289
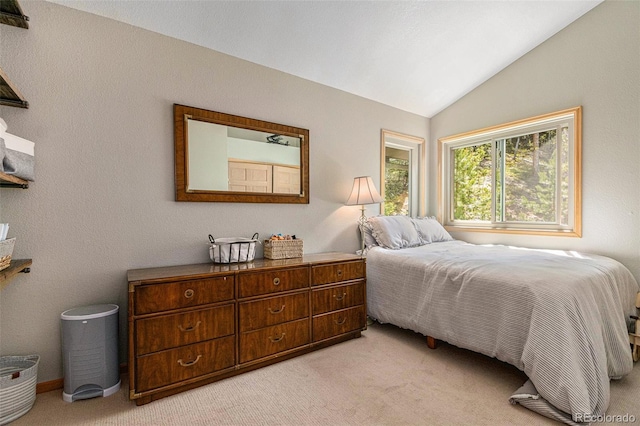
left=438, top=107, right=582, bottom=237
left=380, top=129, right=426, bottom=217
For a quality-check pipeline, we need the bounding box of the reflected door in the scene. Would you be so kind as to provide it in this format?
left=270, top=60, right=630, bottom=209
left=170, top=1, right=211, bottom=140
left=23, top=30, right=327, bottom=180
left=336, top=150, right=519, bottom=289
left=228, top=161, right=272, bottom=193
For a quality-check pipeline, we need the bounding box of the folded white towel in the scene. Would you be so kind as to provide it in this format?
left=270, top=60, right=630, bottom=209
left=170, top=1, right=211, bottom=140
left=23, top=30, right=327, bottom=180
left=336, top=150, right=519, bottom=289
left=2, top=131, right=35, bottom=156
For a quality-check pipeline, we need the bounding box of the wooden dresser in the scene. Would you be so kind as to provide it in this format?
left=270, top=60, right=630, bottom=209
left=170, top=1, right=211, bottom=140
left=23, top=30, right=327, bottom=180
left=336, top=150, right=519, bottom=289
left=127, top=253, right=365, bottom=405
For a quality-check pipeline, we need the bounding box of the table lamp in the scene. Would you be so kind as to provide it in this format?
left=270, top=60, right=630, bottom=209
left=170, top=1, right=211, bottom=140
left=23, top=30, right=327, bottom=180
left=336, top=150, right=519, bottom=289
left=346, top=176, right=383, bottom=254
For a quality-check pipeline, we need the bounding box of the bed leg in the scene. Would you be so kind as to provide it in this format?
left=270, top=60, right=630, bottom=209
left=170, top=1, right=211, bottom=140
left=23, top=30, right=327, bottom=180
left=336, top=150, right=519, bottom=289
left=426, top=336, right=438, bottom=349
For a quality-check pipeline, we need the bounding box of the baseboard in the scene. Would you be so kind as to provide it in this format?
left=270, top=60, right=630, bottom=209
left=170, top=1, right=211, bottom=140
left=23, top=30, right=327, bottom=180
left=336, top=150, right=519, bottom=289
left=36, top=364, right=128, bottom=394
left=36, top=378, right=63, bottom=394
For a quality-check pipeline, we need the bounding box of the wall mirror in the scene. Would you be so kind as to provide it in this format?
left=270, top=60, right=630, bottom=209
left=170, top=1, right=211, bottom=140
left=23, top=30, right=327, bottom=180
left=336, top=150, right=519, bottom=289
left=174, top=104, right=309, bottom=203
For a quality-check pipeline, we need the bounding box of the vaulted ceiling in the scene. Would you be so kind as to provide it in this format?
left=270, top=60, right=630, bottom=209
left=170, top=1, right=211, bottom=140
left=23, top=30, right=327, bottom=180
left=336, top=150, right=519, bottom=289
left=48, top=0, right=602, bottom=117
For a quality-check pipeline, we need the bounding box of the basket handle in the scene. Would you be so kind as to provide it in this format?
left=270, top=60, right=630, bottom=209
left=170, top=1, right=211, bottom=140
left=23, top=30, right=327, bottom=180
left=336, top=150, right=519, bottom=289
left=209, top=233, right=259, bottom=243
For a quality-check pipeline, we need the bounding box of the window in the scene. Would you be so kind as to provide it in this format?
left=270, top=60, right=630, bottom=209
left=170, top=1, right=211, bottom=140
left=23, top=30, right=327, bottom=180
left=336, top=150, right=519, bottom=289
left=438, top=107, right=581, bottom=236
left=381, top=130, right=425, bottom=217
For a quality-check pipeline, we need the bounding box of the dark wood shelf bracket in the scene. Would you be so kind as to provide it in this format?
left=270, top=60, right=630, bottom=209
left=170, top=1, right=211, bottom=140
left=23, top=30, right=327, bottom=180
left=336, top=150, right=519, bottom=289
left=0, top=0, right=29, bottom=29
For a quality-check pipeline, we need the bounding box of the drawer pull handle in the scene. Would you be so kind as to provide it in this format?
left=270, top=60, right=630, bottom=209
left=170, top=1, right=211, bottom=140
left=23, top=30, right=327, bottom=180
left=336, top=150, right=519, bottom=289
left=334, top=292, right=347, bottom=301
left=268, top=304, right=286, bottom=314
left=177, top=355, right=202, bottom=367
left=178, top=321, right=201, bottom=332
left=184, top=289, right=195, bottom=298
left=336, top=270, right=343, bottom=277
left=334, top=317, right=347, bottom=325
left=273, top=277, right=281, bottom=286
left=268, top=332, right=286, bottom=343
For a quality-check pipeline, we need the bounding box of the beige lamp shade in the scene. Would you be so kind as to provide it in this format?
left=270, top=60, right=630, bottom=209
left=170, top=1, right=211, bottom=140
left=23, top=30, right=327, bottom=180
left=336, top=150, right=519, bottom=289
left=346, top=176, right=383, bottom=206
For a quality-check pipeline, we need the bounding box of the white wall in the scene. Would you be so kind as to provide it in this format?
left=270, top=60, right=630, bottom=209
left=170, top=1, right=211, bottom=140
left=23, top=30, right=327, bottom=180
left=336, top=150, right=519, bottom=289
left=0, top=2, right=428, bottom=382
left=430, top=1, right=640, bottom=281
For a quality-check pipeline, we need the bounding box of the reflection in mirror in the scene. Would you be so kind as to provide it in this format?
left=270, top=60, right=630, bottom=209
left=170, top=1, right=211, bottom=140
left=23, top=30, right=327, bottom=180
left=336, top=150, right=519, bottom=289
left=175, top=104, right=309, bottom=203
left=380, top=129, right=426, bottom=216
left=187, top=120, right=301, bottom=193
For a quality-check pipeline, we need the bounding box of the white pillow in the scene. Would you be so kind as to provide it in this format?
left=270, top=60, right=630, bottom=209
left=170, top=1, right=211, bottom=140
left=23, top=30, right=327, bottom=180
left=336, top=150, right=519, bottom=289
left=360, top=223, right=378, bottom=249
left=413, top=217, right=454, bottom=243
left=367, top=216, right=422, bottom=249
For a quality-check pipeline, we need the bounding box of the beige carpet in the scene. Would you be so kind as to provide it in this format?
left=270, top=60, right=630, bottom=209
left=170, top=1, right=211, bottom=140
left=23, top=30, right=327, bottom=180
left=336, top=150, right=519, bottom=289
left=12, top=323, right=639, bottom=425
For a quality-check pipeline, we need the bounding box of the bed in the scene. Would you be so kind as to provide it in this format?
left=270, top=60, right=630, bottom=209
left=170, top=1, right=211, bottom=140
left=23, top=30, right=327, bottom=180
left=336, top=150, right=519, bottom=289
left=363, top=215, right=640, bottom=425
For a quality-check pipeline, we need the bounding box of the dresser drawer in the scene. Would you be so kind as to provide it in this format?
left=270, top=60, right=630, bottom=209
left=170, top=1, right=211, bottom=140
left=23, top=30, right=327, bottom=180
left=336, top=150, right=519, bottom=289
left=312, top=261, right=364, bottom=286
left=312, top=281, right=364, bottom=315
left=238, top=267, right=309, bottom=298
left=135, top=335, right=235, bottom=392
left=136, top=304, right=235, bottom=355
left=239, top=318, right=310, bottom=363
left=239, top=292, right=309, bottom=332
left=135, top=276, right=234, bottom=315
left=313, top=306, right=366, bottom=342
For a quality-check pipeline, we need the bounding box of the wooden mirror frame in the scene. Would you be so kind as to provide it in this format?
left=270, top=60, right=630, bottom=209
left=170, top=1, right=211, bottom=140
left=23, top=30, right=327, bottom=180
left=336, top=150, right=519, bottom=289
left=174, top=104, right=309, bottom=203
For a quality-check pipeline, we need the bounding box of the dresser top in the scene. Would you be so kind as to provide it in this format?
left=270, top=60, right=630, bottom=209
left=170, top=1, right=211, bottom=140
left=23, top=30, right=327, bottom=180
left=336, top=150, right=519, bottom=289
left=127, top=252, right=363, bottom=283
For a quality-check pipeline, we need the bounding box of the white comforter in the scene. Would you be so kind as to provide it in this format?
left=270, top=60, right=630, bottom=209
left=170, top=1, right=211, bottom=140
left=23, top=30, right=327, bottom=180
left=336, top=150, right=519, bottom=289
left=366, top=241, right=639, bottom=423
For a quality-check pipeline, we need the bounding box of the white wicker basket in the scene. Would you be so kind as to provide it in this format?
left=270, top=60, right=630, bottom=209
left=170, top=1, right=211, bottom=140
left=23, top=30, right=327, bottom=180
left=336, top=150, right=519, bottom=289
left=0, top=355, right=39, bottom=425
left=208, top=233, right=259, bottom=264
left=264, top=239, right=303, bottom=259
left=0, top=238, right=16, bottom=272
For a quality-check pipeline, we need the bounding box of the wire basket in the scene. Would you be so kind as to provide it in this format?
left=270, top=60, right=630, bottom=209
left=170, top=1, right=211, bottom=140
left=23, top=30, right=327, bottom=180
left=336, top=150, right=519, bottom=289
left=0, top=238, right=16, bottom=272
left=0, top=355, right=39, bottom=425
left=209, top=233, right=259, bottom=264
left=264, top=239, right=303, bottom=259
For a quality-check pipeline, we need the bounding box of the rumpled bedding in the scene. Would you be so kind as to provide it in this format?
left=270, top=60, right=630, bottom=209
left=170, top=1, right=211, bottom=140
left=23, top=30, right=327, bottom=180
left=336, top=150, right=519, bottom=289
left=366, top=241, right=639, bottom=424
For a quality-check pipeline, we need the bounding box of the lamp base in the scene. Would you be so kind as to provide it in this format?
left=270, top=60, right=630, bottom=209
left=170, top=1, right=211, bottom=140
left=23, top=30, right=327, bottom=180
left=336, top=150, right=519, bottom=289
left=358, top=205, right=367, bottom=255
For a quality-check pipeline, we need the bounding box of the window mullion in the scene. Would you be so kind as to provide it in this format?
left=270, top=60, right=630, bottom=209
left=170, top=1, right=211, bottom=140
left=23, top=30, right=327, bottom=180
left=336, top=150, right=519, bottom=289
left=491, top=140, right=498, bottom=224
left=492, top=139, right=505, bottom=224
left=448, top=149, right=455, bottom=222
left=499, top=140, right=505, bottom=223
left=555, top=125, right=562, bottom=225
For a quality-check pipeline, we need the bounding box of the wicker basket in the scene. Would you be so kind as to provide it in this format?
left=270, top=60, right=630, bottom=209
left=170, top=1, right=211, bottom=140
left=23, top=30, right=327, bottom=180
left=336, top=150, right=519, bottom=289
left=0, top=238, right=15, bottom=272
left=209, top=233, right=259, bottom=264
left=264, top=239, right=303, bottom=259
left=0, top=355, right=39, bottom=425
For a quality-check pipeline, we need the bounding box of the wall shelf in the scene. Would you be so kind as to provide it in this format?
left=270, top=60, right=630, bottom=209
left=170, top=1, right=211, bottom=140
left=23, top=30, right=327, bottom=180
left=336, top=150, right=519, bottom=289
left=0, top=0, right=29, bottom=29
left=0, top=171, right=29, bottom=188
left=0, top=0, right=31, bottom=290
left=0, top=66, right=28, bottom=109
left=0, top=259, right=32, bottom=290
left=0, top=1, right=29, bottom=108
